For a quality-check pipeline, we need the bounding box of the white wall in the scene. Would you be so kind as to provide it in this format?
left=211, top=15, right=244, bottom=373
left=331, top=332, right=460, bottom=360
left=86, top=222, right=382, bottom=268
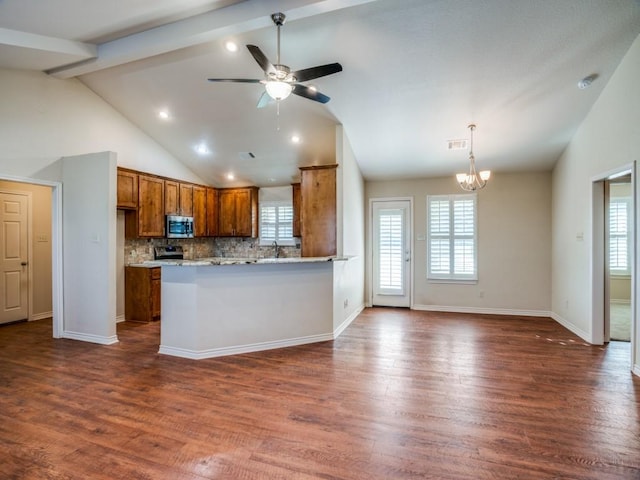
left=333, top=126, right=366, bottom=332
left=366, top=172, right=552, bottom=314
left=551, top=33, right=640, bottom=372
left=62, top=152, right=118, bottom=343
left=0, top=68, right=204, bottom=183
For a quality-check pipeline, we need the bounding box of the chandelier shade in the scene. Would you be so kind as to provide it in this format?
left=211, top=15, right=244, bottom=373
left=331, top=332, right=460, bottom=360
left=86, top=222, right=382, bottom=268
left=456, top=124, right=491, bottom=191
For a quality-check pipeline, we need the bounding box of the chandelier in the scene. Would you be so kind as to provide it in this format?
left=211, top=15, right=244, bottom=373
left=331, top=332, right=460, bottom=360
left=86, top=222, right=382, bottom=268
left=456, top=124, right=491, bottom=191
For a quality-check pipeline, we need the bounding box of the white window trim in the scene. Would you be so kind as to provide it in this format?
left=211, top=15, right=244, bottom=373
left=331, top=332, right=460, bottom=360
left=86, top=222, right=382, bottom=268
left=259, top=200, right=296, bottom=246
left=609, top=196, right=632, bottom=276
left=426, top=193, right=478, bottom=283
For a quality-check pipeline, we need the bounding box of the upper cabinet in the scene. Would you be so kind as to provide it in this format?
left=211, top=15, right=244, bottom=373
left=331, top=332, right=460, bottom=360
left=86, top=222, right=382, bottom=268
left=118, top=167, right=261, bottom=239
left=164, top=180, right=179, bottom=215
left=206, top=187, right=219, bottom=237
left=179, top=183, right=193, bottom=216
left=165, top=180, right=193, bottom=216
left=117, top=168, right=138, bottom=209
left=218, top=187, right=258, bottom=237
left=192, top=185, right=207, bottom=237
left=126, top=174, right=165, bottom=238
left=300, top=165, right=337, bottom=257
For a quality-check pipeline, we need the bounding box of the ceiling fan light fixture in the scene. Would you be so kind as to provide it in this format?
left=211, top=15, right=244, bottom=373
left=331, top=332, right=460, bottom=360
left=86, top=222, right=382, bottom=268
left=265, top=81, right=293, bottom=100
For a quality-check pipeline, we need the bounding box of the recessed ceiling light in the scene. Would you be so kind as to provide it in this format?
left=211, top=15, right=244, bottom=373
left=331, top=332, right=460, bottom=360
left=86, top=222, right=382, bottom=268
left=158, top=110, right=170, bottom=120
left=225, top=41, right=238, bottom=52
left=226, top=173, right=235, bottom=180
left=291, top=135, right=301, bottom=144
left=194, top=143, right=209, bottom=155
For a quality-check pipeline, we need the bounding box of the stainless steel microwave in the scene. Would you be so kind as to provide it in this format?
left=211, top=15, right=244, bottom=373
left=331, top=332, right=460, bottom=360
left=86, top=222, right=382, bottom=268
left=166, top=215, right=194, bottom=238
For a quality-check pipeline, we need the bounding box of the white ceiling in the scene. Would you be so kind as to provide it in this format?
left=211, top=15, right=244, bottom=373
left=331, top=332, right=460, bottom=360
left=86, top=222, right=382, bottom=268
left=1, top=0, right=639, bottom=187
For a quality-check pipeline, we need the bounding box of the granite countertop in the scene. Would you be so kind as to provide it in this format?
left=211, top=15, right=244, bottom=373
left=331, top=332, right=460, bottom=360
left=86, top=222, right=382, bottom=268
left=130, top=256, right=350, bottom=267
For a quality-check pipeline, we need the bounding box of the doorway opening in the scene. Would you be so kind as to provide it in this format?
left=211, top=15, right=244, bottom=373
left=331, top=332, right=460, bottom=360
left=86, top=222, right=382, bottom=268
left=606, top=174, right=632, bottom=342
left=592, top=164, right=635, bottom=371
left=0, top=175, right=62, bottom=338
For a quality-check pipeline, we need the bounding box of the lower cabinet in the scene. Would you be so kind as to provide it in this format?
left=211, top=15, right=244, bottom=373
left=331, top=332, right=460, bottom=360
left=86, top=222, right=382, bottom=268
left=125, top=266, right=161, bottom=322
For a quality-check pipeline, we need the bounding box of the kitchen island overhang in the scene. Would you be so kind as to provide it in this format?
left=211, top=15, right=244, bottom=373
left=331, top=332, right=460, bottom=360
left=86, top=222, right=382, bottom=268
left=156, top=257, right=355, bottom=359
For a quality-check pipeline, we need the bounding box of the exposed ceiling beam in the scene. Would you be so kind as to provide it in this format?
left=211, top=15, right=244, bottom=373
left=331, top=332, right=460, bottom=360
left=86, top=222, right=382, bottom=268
left=0, top=27, right=96, bottom=71
left=47, top=0, right=378, bottom=79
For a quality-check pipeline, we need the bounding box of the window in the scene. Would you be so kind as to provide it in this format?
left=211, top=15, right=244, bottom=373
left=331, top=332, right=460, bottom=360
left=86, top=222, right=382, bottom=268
left=377, top=208, right=404, bottom=292
left=427, top=194, right=477, bottom=281
left=260, top=201, right=295, bottom=245
left=609, top=197, right=631, bottom=275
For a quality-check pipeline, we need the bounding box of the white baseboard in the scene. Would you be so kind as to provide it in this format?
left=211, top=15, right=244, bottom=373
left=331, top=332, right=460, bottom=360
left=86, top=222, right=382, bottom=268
left=333, top=304, right=364, bottom=338
left=412, top=304, right=552, bottom=318
left=63, top=330, right=119, bottom=345
left=116, top=314, right=126, bottom=323
left=549, top=312, right=592, bottom=343
left=159, top=332, right=334, bottom=360
left=30, top=311, right=53, bottom=321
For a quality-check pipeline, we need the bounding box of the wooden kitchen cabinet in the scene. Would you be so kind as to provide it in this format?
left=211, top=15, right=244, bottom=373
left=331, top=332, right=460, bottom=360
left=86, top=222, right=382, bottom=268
left=292, top=182, right=301, bottom=238
left=193, top=185, right=207, bottom=237
left=206, top=187, right=218, bottom=236
left=164, top=179, right=179, bottom=215
left=179, top=183, right=193, bottom=216
left=165, top=180, right=193, bottom=216
left=125, top=174, right=165, bottom=238
left=300, top=164, right=337, bottom=257
left=125, top=266, right=161, bottom=322
left=117, top=168, right=138, bottom=209
left=218, top=187, right=258, bottom=237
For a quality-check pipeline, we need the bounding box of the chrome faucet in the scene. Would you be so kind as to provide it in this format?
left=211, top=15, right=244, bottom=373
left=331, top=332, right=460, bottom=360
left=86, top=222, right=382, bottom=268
left=272, top=240, right=279, bottom=258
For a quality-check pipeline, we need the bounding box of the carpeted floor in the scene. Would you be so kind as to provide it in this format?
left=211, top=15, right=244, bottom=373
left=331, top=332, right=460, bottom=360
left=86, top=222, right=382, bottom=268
left=610, top=302, right=631, bottom=342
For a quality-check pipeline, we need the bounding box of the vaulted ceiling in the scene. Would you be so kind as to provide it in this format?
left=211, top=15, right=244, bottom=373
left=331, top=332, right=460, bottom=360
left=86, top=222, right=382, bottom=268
left=1, top=0, right=639, bottom=187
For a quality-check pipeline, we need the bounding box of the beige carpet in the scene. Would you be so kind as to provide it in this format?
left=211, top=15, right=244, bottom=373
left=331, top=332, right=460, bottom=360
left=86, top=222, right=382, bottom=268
left=610, top=302, right=631, bottom=342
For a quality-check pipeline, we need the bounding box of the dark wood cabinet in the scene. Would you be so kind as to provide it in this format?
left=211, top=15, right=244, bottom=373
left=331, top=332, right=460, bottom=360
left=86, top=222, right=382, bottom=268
left=117, top=168, right=138, bottom=209
left=292, top=182, right=301, bottom=238
left=218, top=187, right=258, bottom=237
left=125, top=174, right=165, bottom=238
left=138, top=175, right=165, bottom=237
left=300, top=164, right=337, bottom=257
left=206, top=187, right=218, bottom=237
left=179, top=183, right=193, bottom=216
left=164, top=179, right=179, bottom=215
left=193, top=185, right=207, bottom=237
left=165, top=180, right=194, bottom=216
left=125, top=266, right=161, bottom=322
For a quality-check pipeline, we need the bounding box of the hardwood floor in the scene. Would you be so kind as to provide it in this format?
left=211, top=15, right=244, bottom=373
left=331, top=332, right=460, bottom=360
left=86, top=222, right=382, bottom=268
left=1, top=308, right=639, bottom=479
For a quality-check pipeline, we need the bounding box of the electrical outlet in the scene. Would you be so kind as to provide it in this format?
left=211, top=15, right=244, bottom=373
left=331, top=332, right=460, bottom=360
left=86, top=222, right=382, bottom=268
left=479, top=290, right=484, bottom=298
left=343, top=299, right=348, bottom=308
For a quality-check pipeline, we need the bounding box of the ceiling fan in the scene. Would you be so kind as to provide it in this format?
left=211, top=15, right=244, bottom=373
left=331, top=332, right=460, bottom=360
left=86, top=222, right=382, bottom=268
left=207, top=12, right=342, bottom=108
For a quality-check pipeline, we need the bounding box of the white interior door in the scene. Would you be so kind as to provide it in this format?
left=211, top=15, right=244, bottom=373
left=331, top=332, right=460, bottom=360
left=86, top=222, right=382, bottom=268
left=0, top=192, right=29, bottom=324
left=372, top=200, right=411, bottom=307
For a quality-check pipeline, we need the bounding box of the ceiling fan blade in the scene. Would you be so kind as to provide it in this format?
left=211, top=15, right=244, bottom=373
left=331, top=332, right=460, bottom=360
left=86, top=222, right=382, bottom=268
left=256, top=91, right=273, bottom=109
left=247, top=45, right=277, bottom=76
left=292, top=63, right=342, bottom=83
left=207, top=78, right=263, bottom=83
left=292, top=84, right=330, bottom=104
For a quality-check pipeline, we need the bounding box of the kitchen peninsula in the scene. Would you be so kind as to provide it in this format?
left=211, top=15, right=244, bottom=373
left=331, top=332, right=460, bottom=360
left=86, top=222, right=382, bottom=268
left=154, top=256, right=354, bottom=359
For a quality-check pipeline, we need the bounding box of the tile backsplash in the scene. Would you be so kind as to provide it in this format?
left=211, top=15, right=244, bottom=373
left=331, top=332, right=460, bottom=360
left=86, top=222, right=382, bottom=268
left=125, top=237, right=300, bottom=264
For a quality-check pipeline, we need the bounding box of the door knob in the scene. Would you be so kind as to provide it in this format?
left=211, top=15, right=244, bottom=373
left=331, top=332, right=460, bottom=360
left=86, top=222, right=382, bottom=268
left=21, top=261, right=28, bottom=266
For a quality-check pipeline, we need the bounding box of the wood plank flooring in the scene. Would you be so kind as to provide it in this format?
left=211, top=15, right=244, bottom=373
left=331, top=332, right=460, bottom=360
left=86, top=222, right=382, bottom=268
left=1, top=308, right=639, bottom=479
